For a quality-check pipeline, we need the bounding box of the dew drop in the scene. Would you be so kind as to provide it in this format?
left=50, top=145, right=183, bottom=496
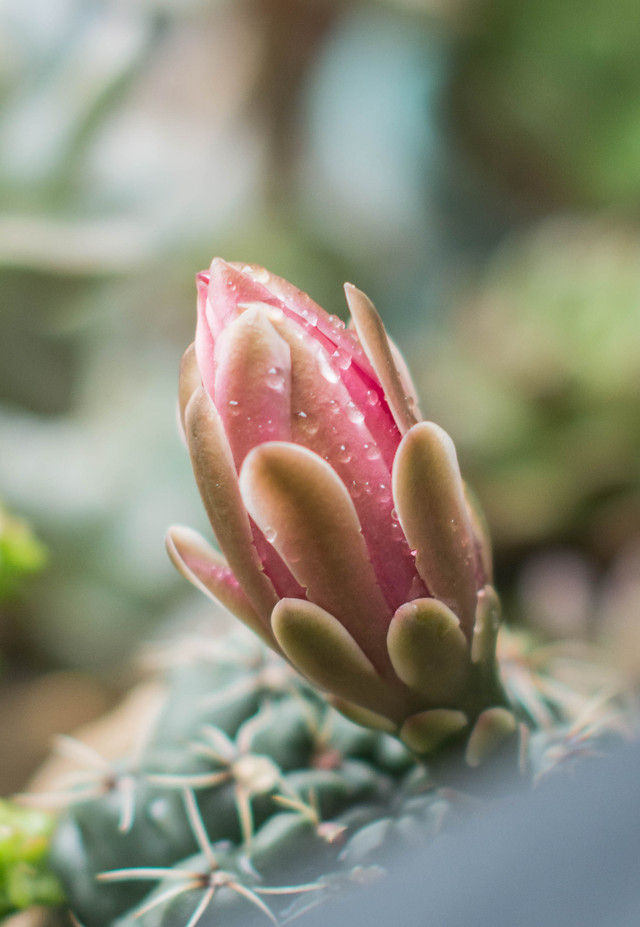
left=267, top=307, right=284, bottom=323
left=299, top=305, right=318, bottom=325
left=366, top=390, right=380, bottom=407
left=297, top=412, right=319, bottom=436
left=391, top=508, right=399, bottom=521
left=346, top=401, right=365, bottom=425
left=366, top=444, right=381, bottom=461
left=318, top=353, right=340, bottom=384
left=242, top=265, right=270, bottom=284
left=328, top=314, right=346, bottom=330
left=337, top=444, right=351, bottom=464
left=266, top=366, right=286, bottom=390
left=264, top=527, right=277, bottom=543
left=333, top=350, right=352, bottom=371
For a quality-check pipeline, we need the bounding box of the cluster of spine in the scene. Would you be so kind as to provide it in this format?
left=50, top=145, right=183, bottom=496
left=47, top=628, right=629, bottom=927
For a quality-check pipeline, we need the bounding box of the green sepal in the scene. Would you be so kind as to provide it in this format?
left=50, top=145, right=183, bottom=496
left=392, top=422, right=478, bottom=637
left=387, top=598, right=471, bottom=703
left=471, top=585, right=501, bottom=666
left=328, top=698, right=397, bottom=734
left=400, top=709, right=468, bottom=755
left=465, top=707, right=517, bottom=767
left=271, top=599, right=393, bottom=718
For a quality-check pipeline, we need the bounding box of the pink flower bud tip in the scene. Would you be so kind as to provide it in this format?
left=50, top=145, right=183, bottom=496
left=169, top=259, right=508, bottom=750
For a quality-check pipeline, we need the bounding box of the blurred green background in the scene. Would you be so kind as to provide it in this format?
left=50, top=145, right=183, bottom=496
left=1, top=0, right=639, bottom=794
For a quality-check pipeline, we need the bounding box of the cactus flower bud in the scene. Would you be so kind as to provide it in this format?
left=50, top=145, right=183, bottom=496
left=169, top=259, right=512, bottom=760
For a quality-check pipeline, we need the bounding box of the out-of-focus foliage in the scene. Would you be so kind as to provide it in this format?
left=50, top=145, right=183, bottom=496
left=414, top=217, right=640, bottom=558
left=0, top=0, right=639, bottom=795
left=449, top=0, right=640, bottom=209
left=0, top=800, right=64, bottom=915
left=412, top=219, right=640, bottom=557
left=0, top=506, right=47, bottom=601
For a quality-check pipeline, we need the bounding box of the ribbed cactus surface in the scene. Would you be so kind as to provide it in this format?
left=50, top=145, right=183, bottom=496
left=46, top=627, right=627, bottom=927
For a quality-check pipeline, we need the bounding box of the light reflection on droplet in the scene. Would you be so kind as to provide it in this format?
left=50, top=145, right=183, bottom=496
left=318, top=353, right=340, bottom=384
left=346, top=401, right=365, bottom=424
left=266, top=366, right=286, bottom=391
left=264, top=528, right=277, bottom=543
left=267, top=307, right=284, bottom=323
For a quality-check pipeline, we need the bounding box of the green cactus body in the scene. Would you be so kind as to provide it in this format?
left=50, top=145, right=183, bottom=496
left=44, top=626, right=629, bottom=927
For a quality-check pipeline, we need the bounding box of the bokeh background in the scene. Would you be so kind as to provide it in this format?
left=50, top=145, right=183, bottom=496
left=1, top=0, right=639, bottom=795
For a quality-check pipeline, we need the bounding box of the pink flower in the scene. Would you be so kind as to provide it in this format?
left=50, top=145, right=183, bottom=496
left=169, top=260, right=510, bottom=756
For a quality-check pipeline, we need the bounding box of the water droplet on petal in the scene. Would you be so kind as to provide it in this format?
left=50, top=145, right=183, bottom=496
left=264, top=527, right=277, bottom=543
left=366, top=444, right=381, bottom=461
left=285, top=547, right=301, bottom=564
left=267, top=307, right=284, bottom=323
left=318, top=353, right=340, bottom=384
left=366, top=390, right=380, bottom=407
left=328, top=314, right=345, bottom=330
left=337, top=444, right=351, bottom=463
left=296, top=411, right=319, bottom=436
left=391, top=508, right=399, bottom=521
left=266, top=366, right=286, bottom=391
left=241, top=265, right=270, bottom=284
left=346, top=401, right=365, bottom=425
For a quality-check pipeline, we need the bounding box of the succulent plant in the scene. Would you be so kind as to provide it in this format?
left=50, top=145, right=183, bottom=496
left=34, top=262, right=632, bottom=926
left=42, top=623, right=627, bottom=927
left=167, top=259, right=514, bottom=761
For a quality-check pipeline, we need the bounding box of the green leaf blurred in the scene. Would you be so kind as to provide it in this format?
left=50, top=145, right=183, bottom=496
left=0, top=800, right=64, bottom=916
